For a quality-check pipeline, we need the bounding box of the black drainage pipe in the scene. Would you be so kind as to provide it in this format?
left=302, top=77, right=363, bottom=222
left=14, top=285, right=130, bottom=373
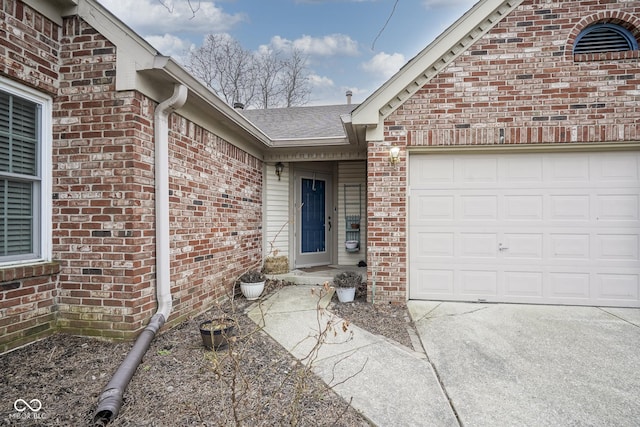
left=93, top=313, right=165, bottom=426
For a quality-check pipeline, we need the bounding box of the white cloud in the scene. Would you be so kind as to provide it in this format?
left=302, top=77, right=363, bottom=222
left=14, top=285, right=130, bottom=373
left=360, top=51, right=405, bottom=79
left=98, top=0, right=246, bottom=35
left=308, top=74, right=334, bottom=88
left=268, top=34, right=359, bottom=56
left=144, top=34, right=194, bottom=63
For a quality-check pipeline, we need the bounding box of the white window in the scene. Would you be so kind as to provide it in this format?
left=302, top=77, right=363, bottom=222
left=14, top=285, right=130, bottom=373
left=0, top=78, right=51, bottom=265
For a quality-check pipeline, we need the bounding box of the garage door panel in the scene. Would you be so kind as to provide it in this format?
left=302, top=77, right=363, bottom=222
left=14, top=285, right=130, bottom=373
left=415, top=232, right=454, bottom=257
left=461, top=195, right=498, bottom=220
left=409, top=151, right=640, bottom=308
left=410, top=157, right=454, bottom=185
left=504, top=271, right=543, bottom=297
left=549, top=195, right=590, bottom=221
left=502, top=156, right=543, bottom=183
left=502, top=233, right=543, bottom=259
left=549, top=234, right=590, bottom=260
left=597, top=154, right=639, bottom=181
left=596, top=234, right=638, bottom=260
left=412, top=194, right=454, bottom=222
left=597, top=194, right=639, bottom=221
left=596, top=274, right=639, bottom=301
left=460, top=270, right=497, bottom=296
left=413, top=269, right=454, bottom=295
left=504, top=195, right=543, bottom=220
left=461, top=157, right=498, bottom=183
left=460, top=233, right=497, bottom=257
left=547, top=156, right=590, bottom=182
left=548, top=273, right=591, bottom=299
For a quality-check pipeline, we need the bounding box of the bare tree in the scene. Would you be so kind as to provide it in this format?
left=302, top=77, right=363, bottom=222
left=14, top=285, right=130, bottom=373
left=187, top=34, right=311, bottom=109
left=187, top=34, right=257, bottom=107
left=254, top=49, right=284, bottom=109
left=280, top=48, right=310, bottom=107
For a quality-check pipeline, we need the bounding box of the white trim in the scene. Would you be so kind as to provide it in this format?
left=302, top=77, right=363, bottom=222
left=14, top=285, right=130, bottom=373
left=0, top=77, right=53, bottom=265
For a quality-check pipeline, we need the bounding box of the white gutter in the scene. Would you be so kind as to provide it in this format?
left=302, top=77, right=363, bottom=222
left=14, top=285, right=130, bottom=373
left=93, top=83, right=187, bottom=426
left=154, top=83, right=188, bottom=319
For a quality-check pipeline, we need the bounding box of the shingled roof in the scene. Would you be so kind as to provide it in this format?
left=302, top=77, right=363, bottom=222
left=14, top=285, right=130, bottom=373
left=241, top=104, right=358, bottom=141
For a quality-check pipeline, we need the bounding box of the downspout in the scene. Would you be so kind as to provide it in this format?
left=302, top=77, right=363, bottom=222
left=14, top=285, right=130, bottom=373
left=93, top=83, right=188, bottom=426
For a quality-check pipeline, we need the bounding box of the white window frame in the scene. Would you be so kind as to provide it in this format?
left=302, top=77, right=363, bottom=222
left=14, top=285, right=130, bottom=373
left=0, top=76, right=52, bottom=266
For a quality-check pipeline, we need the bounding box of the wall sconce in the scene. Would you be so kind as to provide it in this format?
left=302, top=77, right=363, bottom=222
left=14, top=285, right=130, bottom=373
left=389, top=145, right=401, bottom=165
left=275, top=162, right=284, bottom=180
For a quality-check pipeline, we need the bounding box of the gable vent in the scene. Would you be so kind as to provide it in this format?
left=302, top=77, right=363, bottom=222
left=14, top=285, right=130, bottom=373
left=574, top=23, right=638, bottom=54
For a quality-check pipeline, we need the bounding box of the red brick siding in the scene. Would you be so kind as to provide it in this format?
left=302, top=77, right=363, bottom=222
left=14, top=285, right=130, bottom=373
left=0, top=0, right=60, bottom=95
left=0, top=1, right=61, bottom=353
left=2, top=4, right=263, bottom=353
left=366, top=141, right=407, bottom=305
left=52, top=16, right=153, bottom=339
left=168, top=116, right=263, bottom=319
left=368, top=0, right=640, bottom=304
left=0, top=263, right=60, bottom=353
left=53, top=16, right=263, bottom=338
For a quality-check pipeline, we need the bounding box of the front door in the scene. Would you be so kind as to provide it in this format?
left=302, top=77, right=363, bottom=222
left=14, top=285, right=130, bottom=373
left=295, top=172, right=332, bottom=267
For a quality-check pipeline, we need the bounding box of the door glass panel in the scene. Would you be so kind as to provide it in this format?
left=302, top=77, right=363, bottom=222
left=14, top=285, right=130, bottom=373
left=301, top=178, right=325, bottom=253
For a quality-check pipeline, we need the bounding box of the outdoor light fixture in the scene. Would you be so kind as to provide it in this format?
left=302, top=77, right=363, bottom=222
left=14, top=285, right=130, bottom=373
left=275, top=162, right=284, bottom=180
left=389, top=145, right=401, bottom=165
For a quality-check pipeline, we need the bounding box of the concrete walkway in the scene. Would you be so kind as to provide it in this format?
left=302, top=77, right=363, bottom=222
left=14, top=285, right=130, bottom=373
left=248, top=285, right=640, bottom=426
left=246, top=284, right=458, bottom=426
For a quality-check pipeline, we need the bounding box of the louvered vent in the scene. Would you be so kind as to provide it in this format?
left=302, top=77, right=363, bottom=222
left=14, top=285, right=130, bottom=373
left=574, top=23, right=638, bottom=54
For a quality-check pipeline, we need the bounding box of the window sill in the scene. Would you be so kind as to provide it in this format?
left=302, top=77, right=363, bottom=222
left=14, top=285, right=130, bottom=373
left=0, top=261, right=61, bottom=283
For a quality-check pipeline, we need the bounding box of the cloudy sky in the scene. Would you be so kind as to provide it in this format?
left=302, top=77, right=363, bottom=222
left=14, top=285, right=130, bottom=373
left=98, top=0, right=478, bottom=106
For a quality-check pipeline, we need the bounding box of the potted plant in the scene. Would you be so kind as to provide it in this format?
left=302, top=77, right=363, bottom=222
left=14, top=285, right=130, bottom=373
left=239, top=269, right=266, bottom=300
left=199, top=318, right=235, bottom=350
left=332, top=271, right=361, bottom=303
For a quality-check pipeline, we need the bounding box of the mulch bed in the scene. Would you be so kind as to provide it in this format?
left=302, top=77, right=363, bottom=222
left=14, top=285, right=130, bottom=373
left=0, top=281, right=418, bottom=426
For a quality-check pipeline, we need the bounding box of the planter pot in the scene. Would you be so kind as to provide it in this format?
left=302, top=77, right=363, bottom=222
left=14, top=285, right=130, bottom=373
left=240, top=280, right=265, bottom=300
left=335, top=287, right=356, bottom=303
left=199, top=319, right=235, bottom=350
left=345, top=240, right=359, bottom=250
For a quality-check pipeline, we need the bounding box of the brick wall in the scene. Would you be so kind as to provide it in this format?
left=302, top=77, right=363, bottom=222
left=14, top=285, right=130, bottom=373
left=366, top=141, right=406, bottom=305
left=2, top=2, right=263, bottom=352
left=168, top=117, right=263, bottom=320
left=368, top=0, right=640, bottom=304
left=53, top=16, right=263, bottom=339
left=0, top=0, right=61, bottom=353
left=52, top=16, right=155, bottom=339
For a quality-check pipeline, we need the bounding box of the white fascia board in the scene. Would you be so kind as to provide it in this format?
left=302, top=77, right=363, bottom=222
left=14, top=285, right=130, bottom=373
left=148, top=57, right=272, bottom=147
left=270, top=137, right=350, bottom=148
left=351, top=0, right=522, bottom=128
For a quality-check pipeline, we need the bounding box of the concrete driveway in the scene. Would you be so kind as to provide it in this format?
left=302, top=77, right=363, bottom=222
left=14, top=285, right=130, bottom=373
left=408, top=302, right=640, bottom=427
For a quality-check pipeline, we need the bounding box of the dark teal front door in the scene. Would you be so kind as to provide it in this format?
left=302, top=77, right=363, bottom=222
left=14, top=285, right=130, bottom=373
left=296, top=172, right=331, bottom=267
left=301, top=178, right=326, bottom=253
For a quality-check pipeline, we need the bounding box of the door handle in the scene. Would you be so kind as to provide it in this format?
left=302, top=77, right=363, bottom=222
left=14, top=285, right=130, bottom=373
left=498, top=243, right=509, bottom=251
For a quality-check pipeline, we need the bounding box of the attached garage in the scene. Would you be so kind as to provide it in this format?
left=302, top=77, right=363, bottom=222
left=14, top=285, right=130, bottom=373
left=409, top=150, right=640, bottom=308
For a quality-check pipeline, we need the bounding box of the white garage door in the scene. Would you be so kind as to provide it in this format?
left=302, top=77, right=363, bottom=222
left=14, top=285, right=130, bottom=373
left=409, top=151, right=640, bottom=307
